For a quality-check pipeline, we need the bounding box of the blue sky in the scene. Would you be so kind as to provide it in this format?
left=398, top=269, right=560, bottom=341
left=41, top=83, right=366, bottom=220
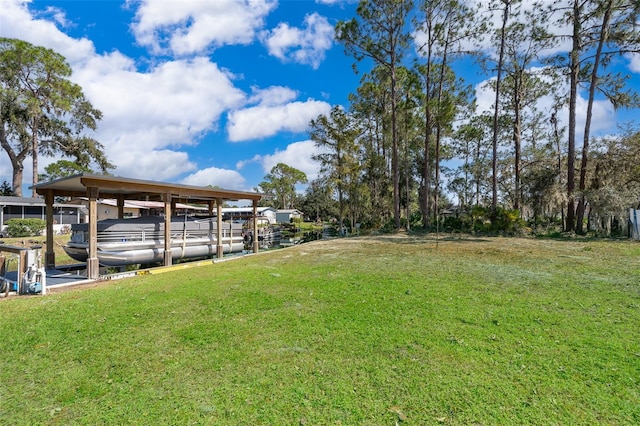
left=1, top=0, right=362, bottom=196
left=1, top=0, right=639, bottom=199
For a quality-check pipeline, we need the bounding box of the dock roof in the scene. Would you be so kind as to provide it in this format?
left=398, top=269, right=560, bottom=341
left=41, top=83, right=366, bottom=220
left=31, top=173, right=262, bottom=203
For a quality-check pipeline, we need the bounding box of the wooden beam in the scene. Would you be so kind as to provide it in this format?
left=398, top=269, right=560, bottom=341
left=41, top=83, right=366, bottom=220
left=80, top=177, right=171, bottom=195
left=44, top=189, right=55, bottom=269
left=117, top=194, right=125, bottom=219
left=253, top=200, right=259, bottom=253
left=216, top=199, right=223, bottom=259
left=87, top=186, right=99, bottom=280
left=163, top=193, right=172, bottom=266
left=35, top=189, right=87, bottom=198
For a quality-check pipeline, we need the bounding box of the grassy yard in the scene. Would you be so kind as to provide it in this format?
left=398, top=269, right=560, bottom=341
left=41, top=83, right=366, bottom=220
left=0, top=234, right=638, bottom=425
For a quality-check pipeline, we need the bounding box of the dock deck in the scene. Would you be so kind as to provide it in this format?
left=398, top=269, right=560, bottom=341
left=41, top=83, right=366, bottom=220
left=1, top=267, right=94, bottom=296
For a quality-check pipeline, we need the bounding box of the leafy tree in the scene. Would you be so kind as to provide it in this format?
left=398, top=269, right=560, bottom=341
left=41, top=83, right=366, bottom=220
left=547, top=0, right=640, bottom=232
left=349, top=74, right=393, bottom=228
left=336, top=0, right=413, bottom=229
left=585, top=129, right=640, bottom=235
left=310, top=106, right=362, bottom=231
left=522, top=162, right=561, bottom=230
left=0, top=180, right=15, bottom=196
left=39, top=159, right=92, bottom=181
left=0, top=38, right=113, bottom=197
left=414, top=0, right=479, bottom=228
left=299, top=177, right=338, bottom=222
left=448, top=113, right=493, bottom=210
left=487, top=0, right=522, bottom=211
left=497, top=3, right=555, bottom=212
left=258, top=163, right=307, bottom=210
left=396, top=66, right=423, bottom=229
left=573, top=0, right=640, bottom=233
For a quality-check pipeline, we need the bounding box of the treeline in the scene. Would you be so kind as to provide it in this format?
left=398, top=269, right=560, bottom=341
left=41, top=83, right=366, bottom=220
left=299, top=0, right=640, bottom=236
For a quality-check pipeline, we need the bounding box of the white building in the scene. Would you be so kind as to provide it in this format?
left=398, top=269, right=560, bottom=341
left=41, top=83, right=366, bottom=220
left=219, top=207, right=277, bottom=224
left=276, top=209, right=303, bottom=223
left=0, top=196, right=84, bottom=236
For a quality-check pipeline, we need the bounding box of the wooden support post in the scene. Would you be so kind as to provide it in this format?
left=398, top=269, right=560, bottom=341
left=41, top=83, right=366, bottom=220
left=87, top=187, right=99, bottom=280
left=163, top=193, right=172, bottom=266
left=216, top=199, right=223, bottom=259
left=0, top=254, right=7, bottom=297
left=252, top=200, right=259, bottom=253
left=44, top=189, right=56, bottom=269
left=0, top=247, right=29, bottom=294
left=18, top=250, right=27, bottom=294
left=0, top=254, right=5, bottom=291
left=117, top=194, right=125, bottom=219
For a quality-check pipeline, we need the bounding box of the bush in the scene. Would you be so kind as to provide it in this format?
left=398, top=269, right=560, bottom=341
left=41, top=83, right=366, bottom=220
left=490, top=207, right=526, bottom=235
left=5, top=218, right=46, bottom=237
left=435, top=206, right=527, bottom=235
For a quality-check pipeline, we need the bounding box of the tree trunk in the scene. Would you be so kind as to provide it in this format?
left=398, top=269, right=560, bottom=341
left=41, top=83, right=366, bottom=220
left=512, top=71, right=522, bottom=211
left=338, top=188, right=344, bottom=236
left=576, top=0, right=613, bottom=234
left=491, top=1, right=509, bottom=212
left=391, top=64, right=400, bottom=229
left=12, top=167, right=23, bottom=197
left=403, top=109, right=410, bottom=231
left=420, top=12, right=434, bottom=231
left=422, top=68, right=432, bottom=230
left=0, top=123, right=27, bottom=197
left=31, top=118, right=39, bottom=197
left=434, top=39, right=450, bottom=231
left=566, top=0, right=581, bottom=232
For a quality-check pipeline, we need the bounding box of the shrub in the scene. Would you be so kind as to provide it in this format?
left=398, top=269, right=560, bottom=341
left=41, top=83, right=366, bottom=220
left=5, top=218, right=46, bottom=237
left=490, top=207, right=526, bottom=235
left=436, top=206, right=527, bottom=235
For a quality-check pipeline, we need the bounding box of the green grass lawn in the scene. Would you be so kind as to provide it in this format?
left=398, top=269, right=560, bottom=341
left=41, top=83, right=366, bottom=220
left=1, top=234, right=638, bottom=425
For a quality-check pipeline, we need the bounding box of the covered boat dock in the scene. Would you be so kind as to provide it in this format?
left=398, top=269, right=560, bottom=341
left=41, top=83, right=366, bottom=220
left=31, top=173, right=263, bottom=281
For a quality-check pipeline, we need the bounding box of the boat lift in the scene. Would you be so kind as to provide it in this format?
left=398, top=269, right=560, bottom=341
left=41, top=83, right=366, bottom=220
left=0, top=244, right=47, bottom=297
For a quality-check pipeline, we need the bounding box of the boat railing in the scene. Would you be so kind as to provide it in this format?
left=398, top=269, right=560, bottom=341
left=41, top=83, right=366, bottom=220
left=94, top=228, right=244, bottom=243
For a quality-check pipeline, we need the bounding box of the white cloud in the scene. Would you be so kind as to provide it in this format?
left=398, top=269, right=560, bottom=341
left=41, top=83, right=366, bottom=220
left=76, top=57, right=245, bottom=148
left=130, top=0, right=277, bottom=56
left=262, top=12, right=334, bottom=69
left=1, top=0, right=96, bottom=64
left=238, top=140, right=325, bottom=182
left=628, top=53, right=640, bottom=73
left=39, top=5, right=72, bottom=28
left=247, top=86, right=298, bottom=106
left=73, top=56, right=246, bottom=181
left=227, top=99, right=331, bottom=141
left=180, top=167, right=247, bottom=190
left=116, top=150, right=198, bottom=182
left=235, top=154, right=263, bottom=171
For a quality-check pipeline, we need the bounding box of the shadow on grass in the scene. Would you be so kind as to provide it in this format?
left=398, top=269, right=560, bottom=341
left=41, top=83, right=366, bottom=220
left=533, top=233, right=633, bottom=243
left=357, top=232, right=493, bottom=245
left=352, top=230, right=635, bottom=246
